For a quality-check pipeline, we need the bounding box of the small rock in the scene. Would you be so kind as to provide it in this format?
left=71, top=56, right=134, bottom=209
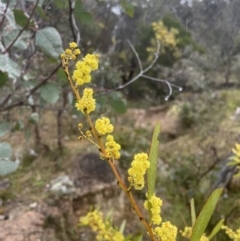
left=29, top=202, right=38, bottom=209
left=50, top=174, right=75, bottom=195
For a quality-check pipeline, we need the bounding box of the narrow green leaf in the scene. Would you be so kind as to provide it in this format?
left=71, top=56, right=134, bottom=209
left=0, top=71, right=8, bottom=88
left=190, top=198, right=196, bottom=227
left=147, top=122, right=160, bottom=197
left=208, top=219, right=224, bottom=240
left=190, top=188, right=223, bottom=241
left=40, top=83, right=60, bottom=104
left=0, top=142, right=12, bottom=158
left=119, top=219, right=126, bottom=234
left=0, top=122, right=11, bottom=137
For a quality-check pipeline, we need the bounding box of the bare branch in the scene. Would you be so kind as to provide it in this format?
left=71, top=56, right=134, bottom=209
left=2, top=0, right=40, bottom=54
left=27, top=63, right=61, bottom=97
left=127, top=39, right=143, bottom=71
left=142, top=75, right=182, bottom=101
left=96, top=40, right=160, bottom=97
left=97, top=39, right=182, bottom=100
left=68, top=0, right=80, bottom=44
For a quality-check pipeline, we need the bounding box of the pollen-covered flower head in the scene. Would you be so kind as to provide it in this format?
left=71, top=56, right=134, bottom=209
left=61, top=42, right=81, bottom=60
left=128, top=153, right=150, bottom=190
left=79, top=210, right=125, bottom=241
left=104, top=135, right=121, bottom=160
left=72, top=60, right=92, bottom=86
left=75, top=88, right=95, bottom=114
left=144, top=194, right=163, bottom=225
left=95, top=117, right=114, bottom=136
left=72, top=54, right=99, bottom=86
left=222, top=225, right=240, bottom=241
left=83, top=53, right=99, bottom=71
left=154, top=221, right=177, bottom=241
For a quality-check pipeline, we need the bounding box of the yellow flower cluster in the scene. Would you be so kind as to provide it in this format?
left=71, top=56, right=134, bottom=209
left=147, top=21, right=181, bottom=60
left=154, top=221, right=177, bottom=241
left=222, top=225, right=240, bottom=241
left=152, top=21, right=179, bottom=49
left=180, top=226, right=209, bottom=241
left=95, top=117, right=114, bottom=136
left=61, top=42, right=81, bottom=60
left=128, top=153, right=150, bottom=190
left=72, top=53, right=99, bottom=86
left=231, top=143, right=240, bottom=165
left=104, top=135, right=121, bottom=160
left=144, top=194, right=163, bottom=225
left=79, top=210, right=125, bottom=241
left=75, top=88, right=96, bottom=114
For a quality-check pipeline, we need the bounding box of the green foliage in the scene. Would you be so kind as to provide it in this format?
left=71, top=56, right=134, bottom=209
left=179, top=102, right=197, bottom=128
left=0, top=122, right=11, bottom=137
left=40, top=83, right=60, bottom=104
left=13, top=9, right=32, bottom=28
left=0, top=142, right=12, bottom=158
left=0, top=159, right=19, bottom=176
left=110, top=96, right=128, bottom=114
left=0, top=71, right=8, bottom=88
left=3, top=29, right=30, bottom=50
left=35, top=27, right=64, bottom=60
left=208, top=219, right=224, bottom=240
left=147, top=123, right=160, bottom=198
left=29, top=112, right=39, bottom=124
left=0, top=54, right=21, bottom=80
left=162, top=15, right=205, bottom=54
left=74, top=0, right=94, bottom=25
left=120, top=0, right=135, bottom=18
left=0, top=142, right=18, bottom=177
left=191, top=188, right=223, bottom=241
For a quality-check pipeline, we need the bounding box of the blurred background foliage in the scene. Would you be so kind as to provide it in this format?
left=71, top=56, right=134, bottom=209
left=1, top=0, right=240, bottom=240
